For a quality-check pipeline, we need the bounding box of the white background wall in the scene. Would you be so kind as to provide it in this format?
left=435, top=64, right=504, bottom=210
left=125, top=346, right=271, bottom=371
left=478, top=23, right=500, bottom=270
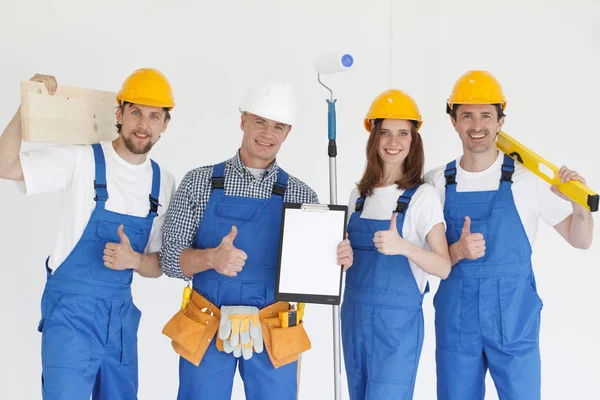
left=1, top=0, right=598, bottom=398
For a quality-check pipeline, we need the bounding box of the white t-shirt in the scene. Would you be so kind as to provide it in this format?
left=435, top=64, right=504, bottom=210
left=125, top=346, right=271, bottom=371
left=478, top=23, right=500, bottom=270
left=246, top=167, right=266, bottom=180
left=424, top=151, right=573, bottom=246
left=347, top=183, right=445, bottom=294
left=19, top=141, right=176, bottom=272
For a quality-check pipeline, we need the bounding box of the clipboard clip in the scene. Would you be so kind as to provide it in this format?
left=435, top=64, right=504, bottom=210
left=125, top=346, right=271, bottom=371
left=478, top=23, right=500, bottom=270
left=301, top=204, right=329, bottom=212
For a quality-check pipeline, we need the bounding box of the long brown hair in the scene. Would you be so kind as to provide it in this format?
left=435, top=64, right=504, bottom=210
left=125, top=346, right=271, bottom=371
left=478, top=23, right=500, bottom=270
left=357, top=119, right=424, bottom=197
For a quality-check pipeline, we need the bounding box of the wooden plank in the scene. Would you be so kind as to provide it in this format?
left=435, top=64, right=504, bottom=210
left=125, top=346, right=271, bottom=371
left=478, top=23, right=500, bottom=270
left=20, top=81, right=119, bottom=144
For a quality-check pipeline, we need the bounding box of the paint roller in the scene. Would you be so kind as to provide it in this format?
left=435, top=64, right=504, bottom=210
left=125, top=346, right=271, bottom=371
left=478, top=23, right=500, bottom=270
left=314, top=52, right=354, bottom=75
left=314, top=52, right=353, bottom=400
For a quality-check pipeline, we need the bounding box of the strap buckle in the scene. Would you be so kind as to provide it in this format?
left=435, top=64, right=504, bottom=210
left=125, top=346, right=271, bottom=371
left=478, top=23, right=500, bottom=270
left=501, top=164, right=515, bottom=183
left=395, top=196, right=411, bottom=214
left=93, top=180, right=108, bottom=201
left=272, top=182, right=287, bottom=196
left=355, top=197, right=365, bottom=212
left=149, top=195, right=161, bottom=214
left=444, top=168, right=457, bottom=187
left=211, top=177, right=225, bottom=189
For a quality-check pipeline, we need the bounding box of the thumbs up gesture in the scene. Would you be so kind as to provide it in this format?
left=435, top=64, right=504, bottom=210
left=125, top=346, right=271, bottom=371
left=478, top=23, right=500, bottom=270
left=456, top=217, right=486, bottom=260
left=103, top=224, right=141, bottom=270
left=373, top=213, right=410, bottom=256
left=213, top=225, right=248, bottom=277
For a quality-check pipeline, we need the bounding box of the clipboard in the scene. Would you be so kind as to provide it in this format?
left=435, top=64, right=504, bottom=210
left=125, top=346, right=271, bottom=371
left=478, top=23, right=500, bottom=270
left=275, top=203, right=348, bottom=305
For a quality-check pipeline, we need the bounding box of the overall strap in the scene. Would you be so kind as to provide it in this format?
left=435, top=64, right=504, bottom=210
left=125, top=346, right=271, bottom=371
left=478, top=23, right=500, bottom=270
left=92, top=144, right=108, bottom=207
left=148, top=159, right=161, bottom=217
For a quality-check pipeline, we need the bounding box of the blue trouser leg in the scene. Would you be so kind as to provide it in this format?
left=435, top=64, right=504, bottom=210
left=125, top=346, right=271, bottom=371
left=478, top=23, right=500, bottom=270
left=41, top=294, right=139, bottom=400
left=342, top=301, right=368, bottom=400
left=366, top=305, right=423, bottom=400
left=240, top=346, right=297, bottom=400
left=484, top=273, right=542, bottom=400
left=436, top=274, right=542, bottom=400
left=342, top=301, right=424, bottom=400
left=41, top=293, right=98, bottom=400
left=435, top=278, right=487, bottom=400
left=435, top=347, right=487, bottom=400
left=177, top=340, right=237, bottom=400
left=485, top=343, right=541, bottom=400
left=92, top=300, right=140, bottom=400
left=42, top=367, right=97, bottom=400
left=177, top=335, right=297, bottom=400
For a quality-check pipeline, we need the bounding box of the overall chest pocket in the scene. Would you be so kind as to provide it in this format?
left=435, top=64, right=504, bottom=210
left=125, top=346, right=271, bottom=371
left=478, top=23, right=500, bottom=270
left=89, top=221, right=147, bottom=284
left=446, top=203, right=506, bottom=265
left=215, top=202, right=270, bottom=264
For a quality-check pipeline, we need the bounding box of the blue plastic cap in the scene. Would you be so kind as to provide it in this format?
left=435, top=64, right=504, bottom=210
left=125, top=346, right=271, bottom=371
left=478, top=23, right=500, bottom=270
left=341, top=54, right=354, bottom=68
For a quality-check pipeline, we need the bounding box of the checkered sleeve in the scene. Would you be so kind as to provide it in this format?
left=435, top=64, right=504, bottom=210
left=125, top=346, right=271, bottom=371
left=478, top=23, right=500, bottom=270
left=285, top=175, right=319, bottom=204
left=159, top=166, right=213, bottom=279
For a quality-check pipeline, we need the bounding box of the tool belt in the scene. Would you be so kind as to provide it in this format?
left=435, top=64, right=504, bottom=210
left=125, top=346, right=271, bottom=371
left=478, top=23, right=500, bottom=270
left=162, top=290, right=311, bottom=368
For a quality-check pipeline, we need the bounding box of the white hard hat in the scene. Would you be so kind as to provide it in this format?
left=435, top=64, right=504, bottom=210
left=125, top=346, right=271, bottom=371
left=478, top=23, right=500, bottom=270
left=239, top=80, right=296, bottom=126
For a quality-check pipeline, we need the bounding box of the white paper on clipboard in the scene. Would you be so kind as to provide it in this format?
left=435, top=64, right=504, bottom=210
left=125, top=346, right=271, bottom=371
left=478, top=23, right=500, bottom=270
left=276, top=203, right=347, bottom=304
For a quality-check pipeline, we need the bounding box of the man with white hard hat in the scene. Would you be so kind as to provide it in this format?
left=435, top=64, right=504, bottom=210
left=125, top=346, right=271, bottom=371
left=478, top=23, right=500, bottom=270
left=160, top=79, right=354, bottom=399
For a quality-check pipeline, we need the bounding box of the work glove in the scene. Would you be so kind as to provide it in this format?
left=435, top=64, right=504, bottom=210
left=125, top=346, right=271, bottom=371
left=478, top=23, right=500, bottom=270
left=218, top=305, right=263, bottom=359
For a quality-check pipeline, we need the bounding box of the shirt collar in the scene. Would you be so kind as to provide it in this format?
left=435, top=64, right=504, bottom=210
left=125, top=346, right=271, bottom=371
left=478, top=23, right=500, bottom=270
left=231, top=149, right=279, bottom=181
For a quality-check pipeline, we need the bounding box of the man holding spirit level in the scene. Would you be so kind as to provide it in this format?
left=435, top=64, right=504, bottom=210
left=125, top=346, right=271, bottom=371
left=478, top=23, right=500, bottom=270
left=425, top=70, right=594, bottom=400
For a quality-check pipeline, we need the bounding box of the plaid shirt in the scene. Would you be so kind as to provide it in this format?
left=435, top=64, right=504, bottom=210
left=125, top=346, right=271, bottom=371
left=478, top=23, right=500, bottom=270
left=160, top=150, right=319, bottom=279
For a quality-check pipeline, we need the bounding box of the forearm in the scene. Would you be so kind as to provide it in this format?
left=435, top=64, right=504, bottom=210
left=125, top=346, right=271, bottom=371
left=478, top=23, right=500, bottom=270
left=179, top=248, right=218, bottom=278
left=568, top=209, right=594, bottom=249
left=404, top=242, right=451, bottom=279
left=134, top=253, right=163, bottom=278
left=0, top=107, right=24, bottom=180
left=449, top=242, right=463, bottom=266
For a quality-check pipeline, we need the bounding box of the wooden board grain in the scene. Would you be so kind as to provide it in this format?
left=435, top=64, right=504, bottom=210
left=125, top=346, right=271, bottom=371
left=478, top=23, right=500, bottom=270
left=20, top=81, right=119, bottom=144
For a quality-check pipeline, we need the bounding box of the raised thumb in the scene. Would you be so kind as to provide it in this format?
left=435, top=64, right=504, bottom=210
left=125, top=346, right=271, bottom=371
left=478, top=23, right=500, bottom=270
left=389, top=213, right=398, bottom=231
left=461, top=216, right=471, bottom=235
left=227, top=225, right=238, bottom=242
left=118, top=224, right=130, bottom=245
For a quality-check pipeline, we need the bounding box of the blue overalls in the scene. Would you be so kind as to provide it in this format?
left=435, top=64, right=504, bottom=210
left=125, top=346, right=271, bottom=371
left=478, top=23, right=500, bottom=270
left=342, top=186, right=427, bottom=400
left=177, top=162, right=297, bottom=400
left=435, top=154, right=543, bottom=400
left=37, top=143, right=161, bottom=400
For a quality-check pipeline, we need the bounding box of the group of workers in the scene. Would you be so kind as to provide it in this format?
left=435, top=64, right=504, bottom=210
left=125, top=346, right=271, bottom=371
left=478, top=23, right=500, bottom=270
left=0, top=66, right=593, bottom=400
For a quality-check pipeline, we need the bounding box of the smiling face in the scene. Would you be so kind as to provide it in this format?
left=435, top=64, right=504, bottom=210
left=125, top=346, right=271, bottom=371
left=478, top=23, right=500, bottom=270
left=239, top=112, right=291, bottom=168
left=116, top=103, right=169, bottom=155
left=451, top=104, right=504, bottom=155
left=377, top=119, right=413, bottom=172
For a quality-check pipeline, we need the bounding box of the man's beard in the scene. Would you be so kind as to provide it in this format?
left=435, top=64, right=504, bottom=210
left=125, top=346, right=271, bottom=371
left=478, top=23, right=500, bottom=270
left=123, top=131, right=155, bottom=155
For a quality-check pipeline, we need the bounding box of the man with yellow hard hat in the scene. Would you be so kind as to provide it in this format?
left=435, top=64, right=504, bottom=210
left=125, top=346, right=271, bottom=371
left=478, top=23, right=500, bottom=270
left=425, top=70, right=593, bottom=399
left=0, top=69, right=176, bottom=399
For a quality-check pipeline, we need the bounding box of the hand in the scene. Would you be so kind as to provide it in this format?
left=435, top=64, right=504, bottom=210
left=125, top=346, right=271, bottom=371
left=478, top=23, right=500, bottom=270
left=455, top=216, right=485, bottom=260
left=213, top=226, right=248, bottom=277
left=373, top=213, right=411, bottom=256
left=103, top=224, right=140, bottom=271
left=337, top=233, right=353, bottom=271
left=30, top=74, right=58, bottom=95
left=551, top=166, right=589, bottom=213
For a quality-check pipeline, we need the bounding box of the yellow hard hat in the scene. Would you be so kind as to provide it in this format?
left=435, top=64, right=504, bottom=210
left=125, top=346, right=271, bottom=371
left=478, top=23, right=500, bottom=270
left=364, top=89, right=422, bottom=132
left=117, top=68, right=175, bottom=110
left=447, top=70, right=506, bottom=112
